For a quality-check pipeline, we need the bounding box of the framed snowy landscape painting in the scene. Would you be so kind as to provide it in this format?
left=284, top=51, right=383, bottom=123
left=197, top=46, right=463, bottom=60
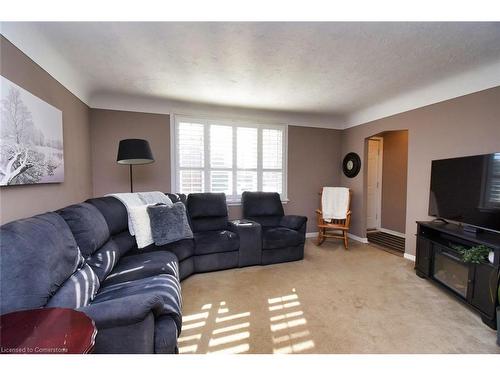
left=0, top=76, right=64, bottom=186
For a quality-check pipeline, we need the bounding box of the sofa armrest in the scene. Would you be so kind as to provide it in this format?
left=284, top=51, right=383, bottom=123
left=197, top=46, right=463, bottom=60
left=228, top=219, right=260, bottom=233
left=229, top=220, right=262, bottom=267
left=79, top=294, right=171, bottom=330
left=280, top=215, right=308, bottom=231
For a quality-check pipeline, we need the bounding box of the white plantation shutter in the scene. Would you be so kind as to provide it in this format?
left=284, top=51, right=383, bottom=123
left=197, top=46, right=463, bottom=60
left=180, top=170, right=204, bottom=194
left=236, top=127, right=258, bottom=194
left=262, top=128, right=284, bottom=194
left=263, top=171, right=283, bottom=193
left=178, top=122, right=204, bottom=168
left=174, top=116, right=287, bottom=201
left=210, top=171, right=233, bottom=194
left=210, top=125, right=232, bottom=168
left=177, top=122, right=204, bottom=194
left=237, top=127, right=257, bottom=169
left=210, top=125, right=233, bottom=194
left=262, top=129, right=283, bottom=169
left=237, top=171, right=258, bottom=194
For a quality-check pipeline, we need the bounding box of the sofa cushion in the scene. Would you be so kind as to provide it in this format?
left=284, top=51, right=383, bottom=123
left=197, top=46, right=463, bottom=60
left=194, top=230, right=239, bottom=255
left=189, top=216, right=229, bottom=233
left=47, top=263, right=100, bottom=309
left=87, top=196, right=129, bottom=235
left=140, top=238, right=195, bottom=262
left=166, top=193, right=187, bottom=205
left=102, top=251, right=179, bottom=287
left=246, top=215, right=282, bottom=228
left=112, top=231, right=137, bottom=253
left=58, top=203, right=110, bottom=257
left=90, top=274, right=182, bottom=334
left=86, top=239, right=119, bottom=282
left=280, top=215, right=308, bottom=231
left=86, top=231, right=136, bottom=281
left=179, top=257, right=195, bottom=281
left=262, top=227, right=303, bottom=250
left=242, top=191, right=284, bottom=217
left=86, top=235, right=133, bottom=282
left=187, top=193, right=228, bottom=232
left=0, top=213, right=81, bottom=314
left=187, top=193, right=228, bottom=218
left=161, top=239, right=194, bottom=262
left=193, top=251, right=239, bottom=273
left=148, top=202, right=193, bottom=245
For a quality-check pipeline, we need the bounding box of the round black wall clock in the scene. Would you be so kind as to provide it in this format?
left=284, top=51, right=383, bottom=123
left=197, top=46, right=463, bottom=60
left=342, top=152, right=361, bottom=178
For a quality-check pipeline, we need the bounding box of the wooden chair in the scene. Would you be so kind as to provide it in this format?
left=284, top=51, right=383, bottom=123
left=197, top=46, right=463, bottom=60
left=315, top=189, right=352, bottom=249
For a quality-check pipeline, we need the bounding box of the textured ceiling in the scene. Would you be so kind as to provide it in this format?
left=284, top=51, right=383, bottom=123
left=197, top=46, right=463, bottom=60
left=2, top=22, right=500, bottom=125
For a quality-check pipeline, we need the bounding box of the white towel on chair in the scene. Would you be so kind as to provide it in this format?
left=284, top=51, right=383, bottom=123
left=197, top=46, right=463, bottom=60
left=322, top=187, right=349, bottom=221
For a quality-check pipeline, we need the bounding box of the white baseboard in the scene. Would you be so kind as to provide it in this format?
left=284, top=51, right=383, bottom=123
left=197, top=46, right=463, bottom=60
left=306, top=232, right=368, bottom=244
left=309, top=230, right=411, bottom=254
left=403, top=253, right=416, bottom=262
left=347, top=233, right=369, bottom=244
left=380, top=227, right=406, bottom=238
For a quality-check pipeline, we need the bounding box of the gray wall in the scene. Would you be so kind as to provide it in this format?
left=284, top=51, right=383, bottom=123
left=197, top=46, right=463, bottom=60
left=341, top=86, right=500, bottom=256
left=0, top=36, right=93, bottom=224
left=380, top=130, right=408, bottom=233
left=90, top=109, right=171, bottom=196
left=89, top=109, right=342, bottom=232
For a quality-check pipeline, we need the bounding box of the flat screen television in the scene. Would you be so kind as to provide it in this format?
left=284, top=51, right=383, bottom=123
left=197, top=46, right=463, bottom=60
left=429, top=152, right=500, bottom=233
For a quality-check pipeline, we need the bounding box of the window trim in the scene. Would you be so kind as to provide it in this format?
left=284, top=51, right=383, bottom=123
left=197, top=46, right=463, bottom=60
left=170, top=114, right=288, bottom=203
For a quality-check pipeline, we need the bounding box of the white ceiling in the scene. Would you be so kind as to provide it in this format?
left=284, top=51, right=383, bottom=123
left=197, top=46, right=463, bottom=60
left=1, top=22, right=500, bottom=128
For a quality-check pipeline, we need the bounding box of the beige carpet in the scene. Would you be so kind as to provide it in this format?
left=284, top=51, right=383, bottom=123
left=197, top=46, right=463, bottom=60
left=178, top=239, right=499, bottom=354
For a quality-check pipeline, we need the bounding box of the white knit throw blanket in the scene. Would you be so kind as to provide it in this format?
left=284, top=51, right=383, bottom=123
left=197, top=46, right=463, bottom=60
left=106, top=191, right=172, bottom=235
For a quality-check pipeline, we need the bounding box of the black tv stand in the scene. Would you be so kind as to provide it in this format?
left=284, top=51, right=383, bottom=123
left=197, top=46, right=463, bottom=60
left=432, top=217, right=449, bottom=224
left=415, top=221, right=500, bottom=329
left=461, top=223, right=483, bottom=235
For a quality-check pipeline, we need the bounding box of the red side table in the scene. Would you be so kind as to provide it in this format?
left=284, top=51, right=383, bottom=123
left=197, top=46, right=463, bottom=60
left=0, top=307, right=97, bottom=354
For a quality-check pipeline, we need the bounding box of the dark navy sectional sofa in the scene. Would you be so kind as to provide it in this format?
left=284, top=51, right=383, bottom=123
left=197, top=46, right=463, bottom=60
left=0, top=192, right=307, bottom=354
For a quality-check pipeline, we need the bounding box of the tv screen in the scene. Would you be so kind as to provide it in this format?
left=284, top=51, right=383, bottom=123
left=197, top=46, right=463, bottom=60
left=429, top=153, right=500, bottom=232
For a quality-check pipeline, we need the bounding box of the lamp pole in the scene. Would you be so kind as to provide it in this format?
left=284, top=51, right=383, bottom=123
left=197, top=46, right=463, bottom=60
left=129, top=164, right=133, bottom=193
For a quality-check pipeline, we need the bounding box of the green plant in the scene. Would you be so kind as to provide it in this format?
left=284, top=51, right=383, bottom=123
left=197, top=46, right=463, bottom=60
left=453, top=245, right=498, bottom=305
left=452, top=244, right=491, bottom=264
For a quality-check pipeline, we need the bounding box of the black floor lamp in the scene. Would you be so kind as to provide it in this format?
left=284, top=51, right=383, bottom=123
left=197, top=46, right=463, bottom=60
left=116, top=139, right=155, bottom=193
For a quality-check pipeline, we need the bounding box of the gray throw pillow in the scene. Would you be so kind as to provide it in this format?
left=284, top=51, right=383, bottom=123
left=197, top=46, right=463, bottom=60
left=147, top=202, right=193, bottom=246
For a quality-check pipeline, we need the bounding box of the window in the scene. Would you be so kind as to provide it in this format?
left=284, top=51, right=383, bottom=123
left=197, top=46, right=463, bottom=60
left=172, top=116, right=287, bottom=202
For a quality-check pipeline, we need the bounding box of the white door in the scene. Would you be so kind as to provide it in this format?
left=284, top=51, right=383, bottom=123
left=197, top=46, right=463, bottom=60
left=366, top=138, right=382, bottom=230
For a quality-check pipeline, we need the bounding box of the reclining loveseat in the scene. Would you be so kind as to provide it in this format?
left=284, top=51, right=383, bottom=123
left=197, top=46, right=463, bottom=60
left=242, top=192, right=307, bottom=264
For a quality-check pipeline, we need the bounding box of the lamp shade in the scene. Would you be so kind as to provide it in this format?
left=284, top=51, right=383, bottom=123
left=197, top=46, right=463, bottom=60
left=116, top=139, right=154, bottom=165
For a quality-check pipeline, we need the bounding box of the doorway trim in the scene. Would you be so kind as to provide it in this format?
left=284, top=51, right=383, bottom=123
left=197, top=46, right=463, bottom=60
left=367, top=136, right=383, bottom=230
